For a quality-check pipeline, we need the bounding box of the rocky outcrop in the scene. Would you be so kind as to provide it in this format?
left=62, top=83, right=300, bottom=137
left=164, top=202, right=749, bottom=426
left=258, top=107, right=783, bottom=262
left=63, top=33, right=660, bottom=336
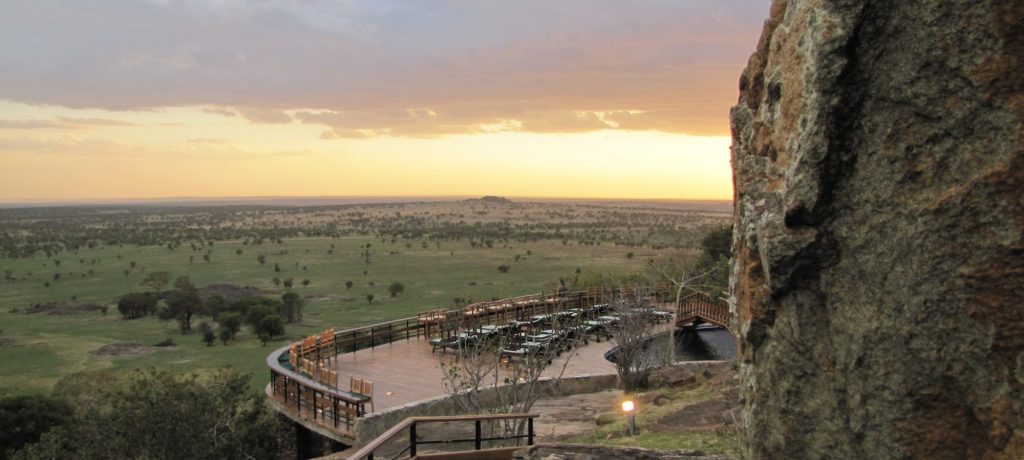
left=730, top=0, right=1023, bottom=458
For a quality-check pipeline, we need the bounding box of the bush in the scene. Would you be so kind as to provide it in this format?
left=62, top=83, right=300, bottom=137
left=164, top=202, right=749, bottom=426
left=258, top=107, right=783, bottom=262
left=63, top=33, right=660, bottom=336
left=0, top=395, right=72, bottom=459
left=13, top=369, right=282, bottom=459
left=497, top=264, right=510, bottom=273
left=387, top=282, right=405, bottom=298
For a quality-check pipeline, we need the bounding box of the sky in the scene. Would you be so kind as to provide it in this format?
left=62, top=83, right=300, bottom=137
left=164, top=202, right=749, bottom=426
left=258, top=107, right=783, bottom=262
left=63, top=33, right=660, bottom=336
left=0, top=0, right=769, bottom=202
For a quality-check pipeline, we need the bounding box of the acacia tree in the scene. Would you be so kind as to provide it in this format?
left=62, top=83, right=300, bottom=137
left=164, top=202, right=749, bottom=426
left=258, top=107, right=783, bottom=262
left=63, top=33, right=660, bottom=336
left=141, top=271, right=171, bottom=292
left=161, top=276, right=202, bottom=333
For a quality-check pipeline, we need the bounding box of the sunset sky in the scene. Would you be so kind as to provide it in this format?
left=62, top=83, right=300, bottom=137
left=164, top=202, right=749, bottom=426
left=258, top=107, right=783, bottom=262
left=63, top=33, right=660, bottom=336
left=0, top=0, right=768, bottom=203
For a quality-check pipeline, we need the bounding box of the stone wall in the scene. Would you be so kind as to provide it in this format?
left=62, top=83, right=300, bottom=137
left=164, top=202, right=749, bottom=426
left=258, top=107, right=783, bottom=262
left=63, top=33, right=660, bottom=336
left=730, top=0, right=1023, bottom=458
left=354, top=373, right=620, bottom=443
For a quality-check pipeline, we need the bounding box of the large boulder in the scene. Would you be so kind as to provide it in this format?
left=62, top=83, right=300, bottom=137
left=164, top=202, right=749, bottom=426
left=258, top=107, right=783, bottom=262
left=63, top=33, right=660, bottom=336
left=730, top=0, right=1023, bottom=458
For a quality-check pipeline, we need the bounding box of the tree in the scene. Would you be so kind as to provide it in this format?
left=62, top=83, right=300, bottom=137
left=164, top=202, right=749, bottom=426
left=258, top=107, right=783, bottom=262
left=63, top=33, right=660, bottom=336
left=272, top=277, right=281, bottom=287
left=199, top=322, right=215, bottom=347
left=497, top=264, right=510, bottom=273
left=345, top=280, right=353, bottom=289
left=256, top=254, right=266, bottom=265
left=14, top=369, right=282, bottom=459
left=218, top=312, right=242, bottom=339
left=203, top=295, right=225, bottom=318
left=282, top=278, right=294, bottom=289
left=440, top=305, right=586, bottom=443
left=607, top=287, right=661, bottom=392
left=301, top=279, right=310, bottom=288
left=273, top=263, right=280, bottom=273
left=141, top=271, right=171, bottom=293
left=174, top=275, right=196, bottom=292
left=279, top=292, right=304, bottom=323
left=217, top=326, right=232, bottom=345
left=163, top=280, right=202, bottom=334
left=258, top=315, right=285, bottom=346
left=387, top=282, right=405, bottom=298
left=117, top=293, right=156, bottom=320
left=0, top=395, right=72, bottom=459
left=366, top=294, right=374, bottom=304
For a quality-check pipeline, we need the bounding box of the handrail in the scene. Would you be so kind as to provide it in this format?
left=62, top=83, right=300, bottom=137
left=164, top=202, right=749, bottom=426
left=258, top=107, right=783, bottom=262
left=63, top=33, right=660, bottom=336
left=676, top=291, right=730, bottom=329
left=347, top=413, right=539, bottom=460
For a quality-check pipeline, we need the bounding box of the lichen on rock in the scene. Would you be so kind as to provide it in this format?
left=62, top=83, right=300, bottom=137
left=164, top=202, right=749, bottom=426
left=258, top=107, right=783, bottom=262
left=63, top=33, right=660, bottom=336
left=730, top=0, right=1024, bottom=458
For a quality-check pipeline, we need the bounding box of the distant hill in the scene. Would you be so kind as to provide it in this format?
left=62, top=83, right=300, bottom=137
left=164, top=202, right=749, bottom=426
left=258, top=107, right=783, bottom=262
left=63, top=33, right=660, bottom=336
left=478, top=195, right=512, bottom=204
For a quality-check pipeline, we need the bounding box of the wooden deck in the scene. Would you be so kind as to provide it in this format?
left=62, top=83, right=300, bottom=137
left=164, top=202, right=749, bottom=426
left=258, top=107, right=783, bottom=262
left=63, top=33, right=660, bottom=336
left=328, top=333, right=637, bottom=412
left=328, top=319, right=679, bottom=413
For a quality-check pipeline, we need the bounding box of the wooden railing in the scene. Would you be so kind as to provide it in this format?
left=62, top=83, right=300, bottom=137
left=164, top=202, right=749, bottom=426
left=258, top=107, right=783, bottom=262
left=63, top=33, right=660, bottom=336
left=267, top=346, right=369, bottom=436
left=346, top=413, right=539, bottom=460
left=675, top=291, right=730, bottom=329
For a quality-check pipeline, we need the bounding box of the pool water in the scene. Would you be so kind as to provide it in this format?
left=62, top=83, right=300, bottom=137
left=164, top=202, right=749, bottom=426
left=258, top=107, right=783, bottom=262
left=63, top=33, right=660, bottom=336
left=606, top=326, right=737, bottom=363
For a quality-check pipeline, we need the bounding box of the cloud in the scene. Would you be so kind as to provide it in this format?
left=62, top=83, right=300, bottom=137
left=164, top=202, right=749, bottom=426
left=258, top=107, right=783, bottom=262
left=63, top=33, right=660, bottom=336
left=0, top=0, right=768, bottom=136
left=0, top=134, right=323, bottom=160
left=0, top=117, right=137, bottom=130
left=0, top=135, right=135, bottom=156
left=234, top=107, right=293, bottom=124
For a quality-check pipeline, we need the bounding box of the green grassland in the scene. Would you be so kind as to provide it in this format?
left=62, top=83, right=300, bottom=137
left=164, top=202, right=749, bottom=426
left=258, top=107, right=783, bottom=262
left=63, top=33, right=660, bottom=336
left=0, top=236, right=668, bottom=396
left=0, top=199, right=731, bottom=397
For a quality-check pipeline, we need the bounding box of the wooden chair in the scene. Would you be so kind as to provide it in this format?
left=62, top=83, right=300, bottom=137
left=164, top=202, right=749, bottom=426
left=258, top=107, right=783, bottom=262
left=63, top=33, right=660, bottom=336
left=361, top=379, right=374, bottom=413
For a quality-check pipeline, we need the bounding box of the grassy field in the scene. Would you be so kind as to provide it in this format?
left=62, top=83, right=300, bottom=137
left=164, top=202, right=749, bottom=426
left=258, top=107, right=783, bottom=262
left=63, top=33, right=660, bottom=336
left=0, top=235, right=668, bottom=396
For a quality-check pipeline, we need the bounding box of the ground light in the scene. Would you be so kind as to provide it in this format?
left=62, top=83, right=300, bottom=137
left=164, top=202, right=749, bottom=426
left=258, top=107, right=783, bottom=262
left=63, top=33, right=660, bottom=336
left=622, top=400, right=637, bottom=436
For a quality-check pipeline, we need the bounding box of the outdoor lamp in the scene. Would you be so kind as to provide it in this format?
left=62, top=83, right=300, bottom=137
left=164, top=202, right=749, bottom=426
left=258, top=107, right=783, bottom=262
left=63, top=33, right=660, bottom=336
left=622, top=400, right=637, bottom=436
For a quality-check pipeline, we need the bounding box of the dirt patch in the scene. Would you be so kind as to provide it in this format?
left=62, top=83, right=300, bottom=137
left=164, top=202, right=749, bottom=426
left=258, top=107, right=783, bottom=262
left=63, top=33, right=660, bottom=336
left=14, top=302, right=106, bottom=315
left=93, top=343, right=156, bottom=356
left=650, top=399, right=737, bottom=432
left=197, top=284, right=267, bottom=303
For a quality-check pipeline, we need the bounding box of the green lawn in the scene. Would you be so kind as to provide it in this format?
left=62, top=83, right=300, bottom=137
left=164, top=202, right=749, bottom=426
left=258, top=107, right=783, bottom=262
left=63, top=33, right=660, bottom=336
left=0, top=236, right=663, bottom=396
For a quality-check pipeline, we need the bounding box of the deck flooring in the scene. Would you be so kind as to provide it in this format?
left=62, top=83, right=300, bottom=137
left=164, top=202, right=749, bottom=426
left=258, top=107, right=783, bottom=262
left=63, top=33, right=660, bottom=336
left=329, top=322, right=675, bottom=413
left=329, top=336, right=619, bottom=411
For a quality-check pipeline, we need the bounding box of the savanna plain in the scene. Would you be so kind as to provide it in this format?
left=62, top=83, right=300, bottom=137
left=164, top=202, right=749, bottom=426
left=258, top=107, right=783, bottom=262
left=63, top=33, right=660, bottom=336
left=0, top=198, right=730, bottom=397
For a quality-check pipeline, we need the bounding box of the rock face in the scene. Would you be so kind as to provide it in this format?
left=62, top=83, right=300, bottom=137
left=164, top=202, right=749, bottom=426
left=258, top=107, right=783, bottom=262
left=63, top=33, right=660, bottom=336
left=730, top=1, right=1023, bottom=458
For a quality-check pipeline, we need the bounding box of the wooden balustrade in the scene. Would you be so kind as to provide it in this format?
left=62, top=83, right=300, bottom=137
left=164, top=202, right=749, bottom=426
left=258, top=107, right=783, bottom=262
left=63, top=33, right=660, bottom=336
left=675, top=291, right=730, bottom=328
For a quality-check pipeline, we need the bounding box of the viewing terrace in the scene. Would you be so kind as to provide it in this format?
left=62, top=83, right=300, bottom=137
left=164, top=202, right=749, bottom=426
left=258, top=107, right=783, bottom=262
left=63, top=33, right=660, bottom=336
left=264, top=286, right=730, bottom=448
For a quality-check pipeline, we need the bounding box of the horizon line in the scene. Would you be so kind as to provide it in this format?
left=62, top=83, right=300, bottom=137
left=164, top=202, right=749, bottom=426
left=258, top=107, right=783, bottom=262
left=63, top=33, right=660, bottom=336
left=0, top=194, right=734, bottom=209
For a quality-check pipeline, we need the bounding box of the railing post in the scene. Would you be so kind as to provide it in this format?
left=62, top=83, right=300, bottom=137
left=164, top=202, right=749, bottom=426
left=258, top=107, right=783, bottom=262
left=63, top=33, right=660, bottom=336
left=527, top=416, right=534, bottom=445
left=475, top=419, right=482, bottom=450
left=409, top=421, right=418, bottom=457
